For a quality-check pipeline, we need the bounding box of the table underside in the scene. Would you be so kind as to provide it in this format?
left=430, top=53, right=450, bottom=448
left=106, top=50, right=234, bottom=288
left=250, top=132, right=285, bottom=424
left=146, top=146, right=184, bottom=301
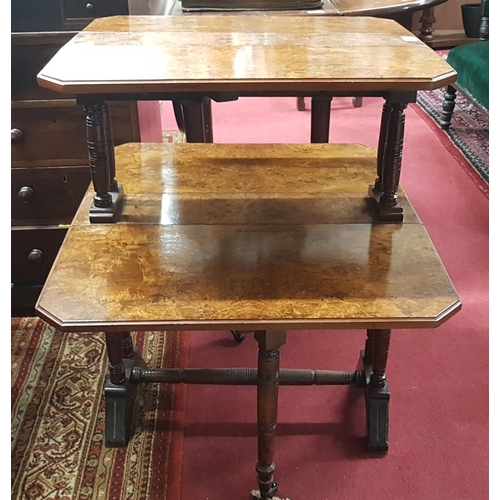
left=36, top=142, right=460, bottom=331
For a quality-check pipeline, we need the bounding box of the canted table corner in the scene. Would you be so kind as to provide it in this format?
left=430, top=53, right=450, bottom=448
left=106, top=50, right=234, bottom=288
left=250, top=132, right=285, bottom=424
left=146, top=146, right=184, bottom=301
left=35, top=15, right=459, bottom=500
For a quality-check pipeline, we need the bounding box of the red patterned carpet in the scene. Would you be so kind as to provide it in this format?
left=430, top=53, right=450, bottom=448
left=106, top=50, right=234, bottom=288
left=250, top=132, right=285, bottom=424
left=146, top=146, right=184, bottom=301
left=11, top=318, right=189, bottom=500
left=415, top=87, right=489, bottom=196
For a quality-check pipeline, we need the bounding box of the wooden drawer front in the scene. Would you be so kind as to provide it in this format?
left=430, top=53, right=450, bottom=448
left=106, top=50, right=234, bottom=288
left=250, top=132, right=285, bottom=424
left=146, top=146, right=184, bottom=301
left=12, top=104, right=88, bottom=163
left=12, top=166, right=90, bottom=224
left=62, top=0, right=129, bottom=21
left=11, top=102, right=140, bottom=165
left=11, top=227, right=67, bottom=285
left=12, top=33, right=77, bottom=101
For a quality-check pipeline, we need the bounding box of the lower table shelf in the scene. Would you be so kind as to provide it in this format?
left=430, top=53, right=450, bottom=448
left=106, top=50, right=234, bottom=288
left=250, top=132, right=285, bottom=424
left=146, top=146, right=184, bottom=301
left=35, top=141, right=460, bottom=499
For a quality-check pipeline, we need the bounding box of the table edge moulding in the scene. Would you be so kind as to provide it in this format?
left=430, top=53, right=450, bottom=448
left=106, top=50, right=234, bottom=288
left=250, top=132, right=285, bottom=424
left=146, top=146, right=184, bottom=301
left=35, top=15, right=460, bottom=500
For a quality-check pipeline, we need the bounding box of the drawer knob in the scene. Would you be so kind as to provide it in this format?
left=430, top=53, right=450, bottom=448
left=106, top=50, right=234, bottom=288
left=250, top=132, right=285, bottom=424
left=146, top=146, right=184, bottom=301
left=86, top=3, right=94, bottom=11
left=18, top=186, right=34, bottom=202
left=11, top=128, right=23, bottom=144
left=28, top=249, right=43, bottom=264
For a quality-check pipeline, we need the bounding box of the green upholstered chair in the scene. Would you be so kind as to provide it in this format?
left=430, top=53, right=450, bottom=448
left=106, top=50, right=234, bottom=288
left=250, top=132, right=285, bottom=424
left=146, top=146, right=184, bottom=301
left=440, top=0, right=489, bottom=130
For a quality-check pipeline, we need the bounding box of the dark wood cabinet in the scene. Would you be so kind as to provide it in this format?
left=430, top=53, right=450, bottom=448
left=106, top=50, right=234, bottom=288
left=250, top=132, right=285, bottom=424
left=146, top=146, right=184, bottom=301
left=12, top=0, right=129, bottom=31
left=11, top=4, right=141, bottom=316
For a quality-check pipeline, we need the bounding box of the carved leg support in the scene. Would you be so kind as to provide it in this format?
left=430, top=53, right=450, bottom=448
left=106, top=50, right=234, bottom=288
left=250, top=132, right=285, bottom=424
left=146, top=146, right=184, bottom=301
left=365, top=329, right=391, bottom=452
left=440, top=85, right=457, bottom=130
left=310, top=96, right=332, bottom=143
left=104, top=332, right=145, bottom=447
left=254, top=330, right=287, bottom=499
left=84, top=101, right=124, bottom=223
left=371, top=98, right=408, bottom=223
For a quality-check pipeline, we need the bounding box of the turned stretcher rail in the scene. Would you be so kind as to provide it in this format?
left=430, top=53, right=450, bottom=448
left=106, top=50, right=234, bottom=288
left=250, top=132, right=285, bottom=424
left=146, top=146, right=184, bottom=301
left=130, top=367, right=366, bottom=386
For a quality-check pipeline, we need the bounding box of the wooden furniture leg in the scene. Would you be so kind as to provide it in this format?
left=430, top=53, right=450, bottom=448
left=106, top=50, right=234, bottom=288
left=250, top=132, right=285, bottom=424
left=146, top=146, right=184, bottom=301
left=310, top=96, right=332, bottom=143
left=254, top=330, right=287, bottom=499
left=352, top=97, right=363, bottom=108
left=440, top=85, right=458, bottom=130
left=365, top=328, right=391, bottom=452
left=371, top=101, right=391, bottom=197
left=181, top=98, right=213, bottom=143
left=370, top=97, right=410, bottom=222
left=83, top=100, right=124, bottom=223
left=201, top=97, right=214, bottom=143
left=417, top=7, right=436, bottom=42
left=104, top=332, right=146, bottom=447
left=296, top=97, right=306, bottom=111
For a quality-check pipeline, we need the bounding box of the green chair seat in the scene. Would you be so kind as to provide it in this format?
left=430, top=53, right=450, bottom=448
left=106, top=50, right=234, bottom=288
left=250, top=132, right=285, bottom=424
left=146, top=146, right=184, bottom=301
left=447, top=41, right=489, bottom=110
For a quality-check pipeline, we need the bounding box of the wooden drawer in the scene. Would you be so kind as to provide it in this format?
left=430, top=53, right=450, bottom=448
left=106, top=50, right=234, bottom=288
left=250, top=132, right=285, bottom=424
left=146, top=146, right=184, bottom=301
left=61, top=0, right=129, bottom=24
left=12, top=32, right=77, bottom=101
left=12, top=166, right=90, bottom=224
left=11, top=101, right=140, bottom=166
left=12, top=1, right=129, bottom=33
left=11, top=226, right=68, bottom=285
left=12, top=101, right=89, bottom=164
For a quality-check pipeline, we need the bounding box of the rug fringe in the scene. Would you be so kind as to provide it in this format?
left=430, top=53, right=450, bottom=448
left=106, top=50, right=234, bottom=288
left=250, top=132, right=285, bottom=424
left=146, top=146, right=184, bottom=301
left=251, top=490, right=291, bottom=500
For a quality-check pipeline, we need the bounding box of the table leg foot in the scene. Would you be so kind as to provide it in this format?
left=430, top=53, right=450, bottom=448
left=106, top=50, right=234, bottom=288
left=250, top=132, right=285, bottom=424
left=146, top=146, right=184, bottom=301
left=365, top=385, right=390, bottom=453
left=368, top=186, right=404, bottom=223
left=104, top=333, right=145, bottom=447
left=362, top=328, right=391, bottom=452
left=105, top=379, right=134, bottom=447
left=90, top=184, right=125, bottom=223
left=232, top=330, right=248, bottom=343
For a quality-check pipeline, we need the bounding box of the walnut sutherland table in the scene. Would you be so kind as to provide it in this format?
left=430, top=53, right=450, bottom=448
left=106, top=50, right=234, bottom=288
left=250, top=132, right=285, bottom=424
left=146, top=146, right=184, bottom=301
left=36, top=15, right=460, bottom=499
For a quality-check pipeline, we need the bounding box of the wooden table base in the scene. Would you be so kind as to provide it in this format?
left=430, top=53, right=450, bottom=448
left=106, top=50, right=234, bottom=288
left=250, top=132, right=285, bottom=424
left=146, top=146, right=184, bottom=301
left=36, top=142, right=460, bottom=498
left=103, top=327, right=390, bottom=498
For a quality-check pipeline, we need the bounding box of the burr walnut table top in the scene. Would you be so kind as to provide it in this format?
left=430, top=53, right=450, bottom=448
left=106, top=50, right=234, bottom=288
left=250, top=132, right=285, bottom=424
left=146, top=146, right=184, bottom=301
left=36, top=143, right=461, bottom=332
left=36, top=14, right=456, bottom=95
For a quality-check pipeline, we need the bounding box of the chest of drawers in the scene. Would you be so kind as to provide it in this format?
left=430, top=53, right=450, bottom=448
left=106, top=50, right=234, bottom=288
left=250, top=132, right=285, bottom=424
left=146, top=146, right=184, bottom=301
left=11, top=18, right=140, bottom=316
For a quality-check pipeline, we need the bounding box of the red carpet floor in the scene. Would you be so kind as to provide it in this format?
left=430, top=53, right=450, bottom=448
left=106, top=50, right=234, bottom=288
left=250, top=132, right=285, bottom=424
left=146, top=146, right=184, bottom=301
left=160, top=97, right=489, bottom=500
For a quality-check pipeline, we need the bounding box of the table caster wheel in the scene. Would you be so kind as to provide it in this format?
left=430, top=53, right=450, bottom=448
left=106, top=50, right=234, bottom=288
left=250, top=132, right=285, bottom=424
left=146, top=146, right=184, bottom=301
left=231, top=330, right=246, bottom=342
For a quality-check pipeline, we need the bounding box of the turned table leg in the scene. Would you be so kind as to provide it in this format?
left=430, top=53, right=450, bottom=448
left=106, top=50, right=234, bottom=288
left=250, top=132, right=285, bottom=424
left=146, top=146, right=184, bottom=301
left=83, top=100, right=124, bottom=223
left=365, top=329, right=391, bottom=452
left=370, top=94, right=413, bottom=223
left=418, top=7, right=436, bottom=43
left=254, top=330, right=287, bottom=499
left=440, top=85, right=457, bottom=130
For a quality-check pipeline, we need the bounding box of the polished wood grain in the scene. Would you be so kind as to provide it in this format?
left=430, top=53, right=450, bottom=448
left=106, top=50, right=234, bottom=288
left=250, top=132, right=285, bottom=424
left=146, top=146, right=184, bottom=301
left=73, top=143, right=420, bottom=225
left=37, top=15, right=456, bottom=95
left=35, top=222, right=461, bottom=330
left=36, top=143, right=460, bottom=332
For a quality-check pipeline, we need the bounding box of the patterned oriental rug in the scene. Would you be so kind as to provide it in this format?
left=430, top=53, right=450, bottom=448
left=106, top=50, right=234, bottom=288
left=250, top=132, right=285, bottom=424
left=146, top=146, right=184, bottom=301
left=11, top=317, right=189, bottom=500
left=413, top=87, right=489, bottom=198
